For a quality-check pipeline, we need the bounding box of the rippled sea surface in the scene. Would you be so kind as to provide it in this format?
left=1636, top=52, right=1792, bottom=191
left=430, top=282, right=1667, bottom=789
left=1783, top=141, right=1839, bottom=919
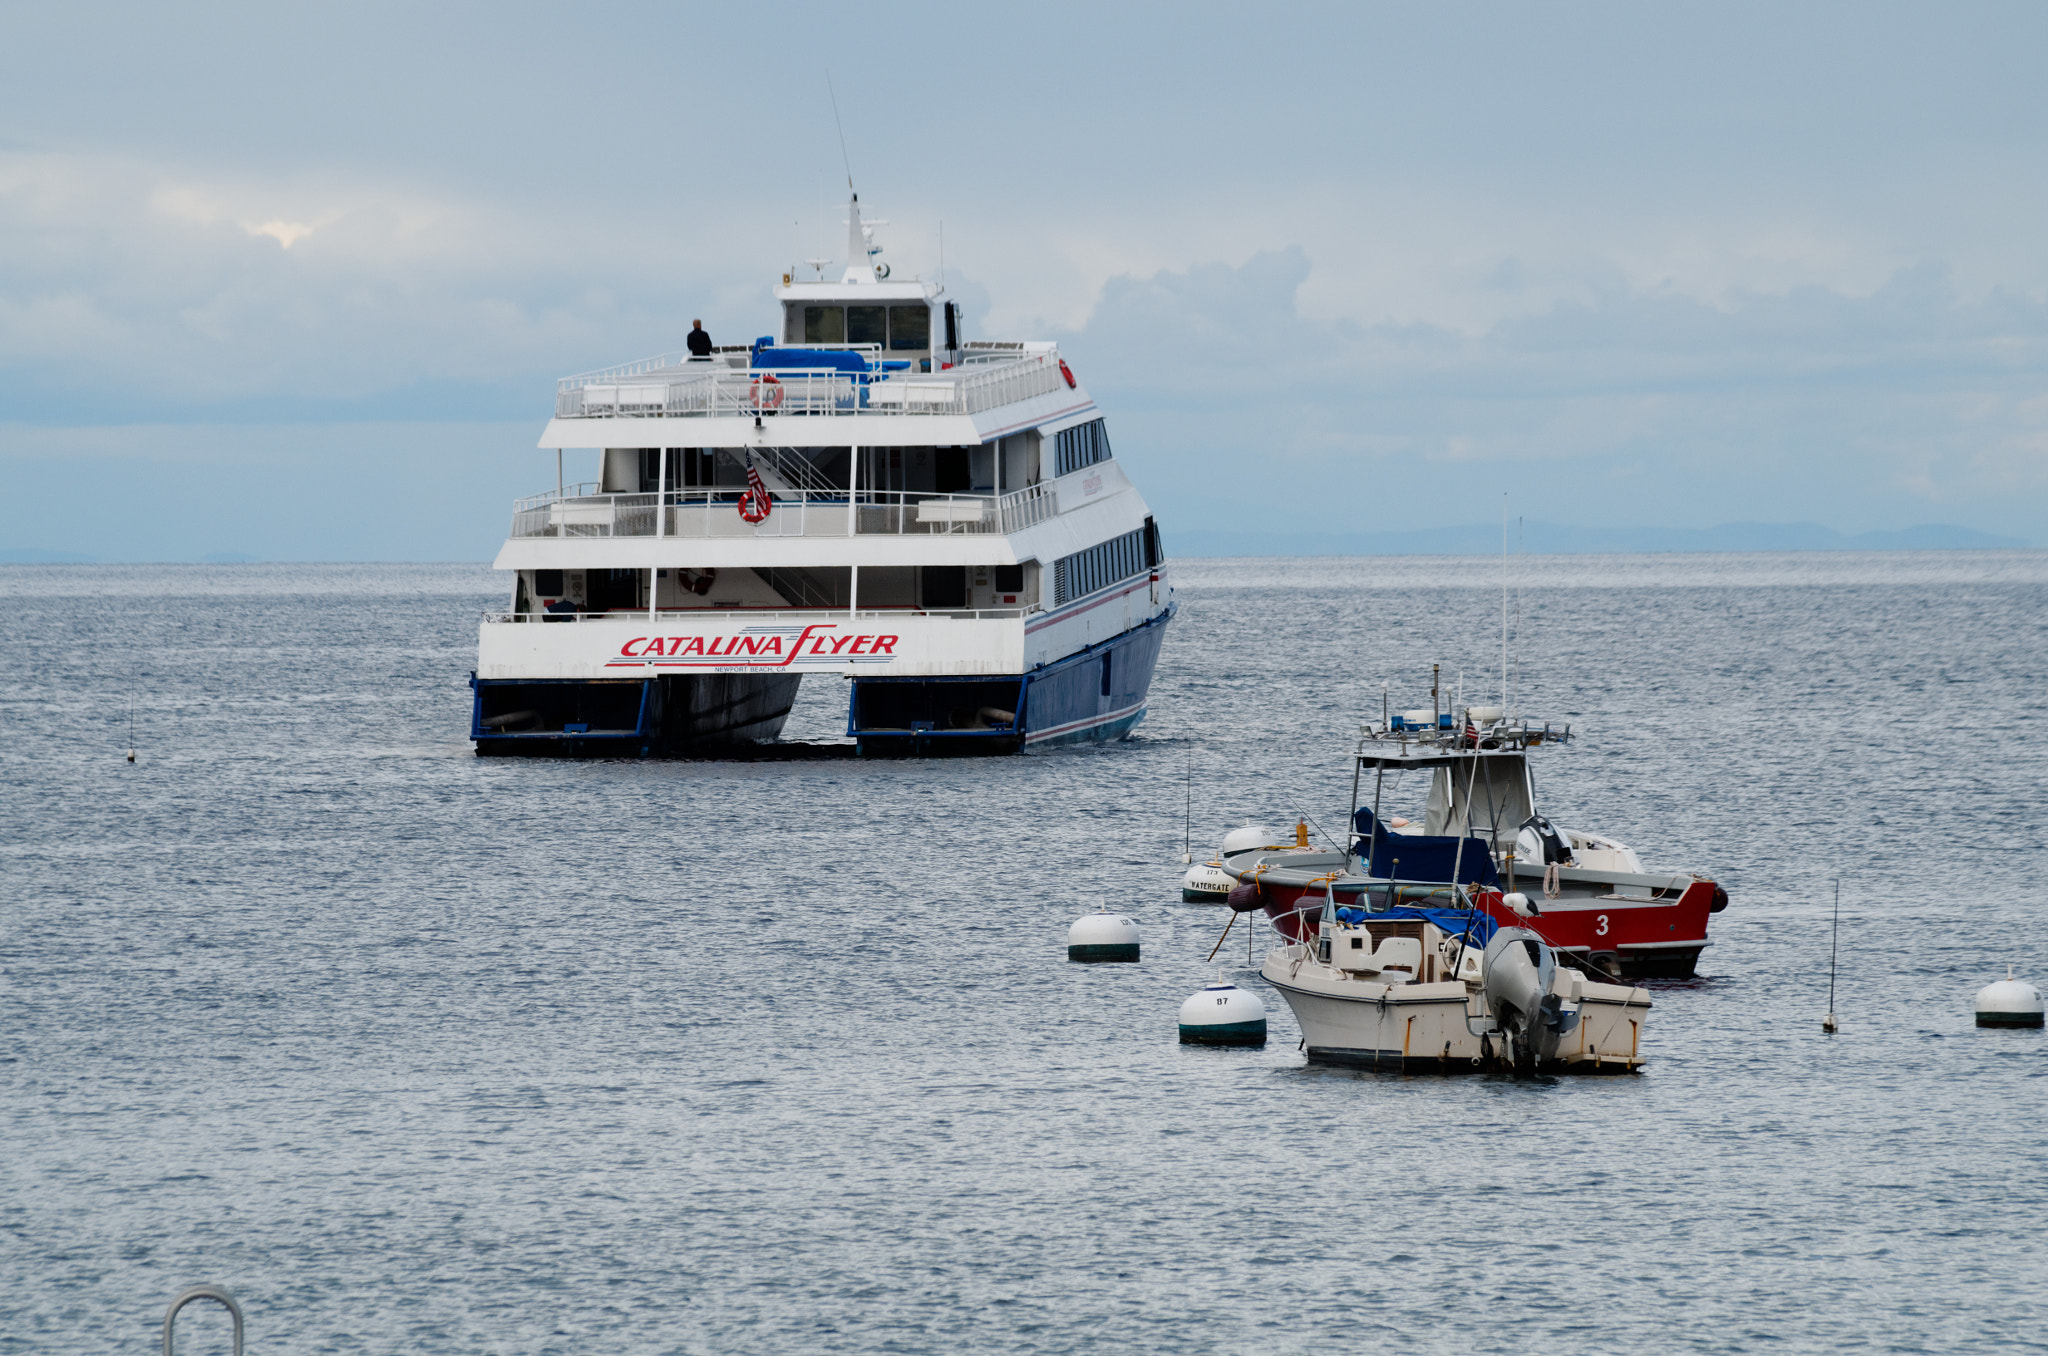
left=4, top=553, right=2045, bottom=1355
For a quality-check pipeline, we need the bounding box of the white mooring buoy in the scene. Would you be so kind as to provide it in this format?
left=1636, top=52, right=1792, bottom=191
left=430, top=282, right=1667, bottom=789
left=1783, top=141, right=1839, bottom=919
left=1178, top=982, right=1267, bottom=1046
left=1975, top=967, right=2044, bottom=1029
left=1067, top=909, right=1140, bottom=963
left=1181, top=862, right=1235, bottom=902
left=1219, top=822, right=1279, bottom=856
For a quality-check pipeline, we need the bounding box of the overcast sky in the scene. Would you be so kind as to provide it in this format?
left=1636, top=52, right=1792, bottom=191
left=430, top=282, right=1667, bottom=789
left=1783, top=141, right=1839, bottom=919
left=3, top=1, right=2045, bottom=559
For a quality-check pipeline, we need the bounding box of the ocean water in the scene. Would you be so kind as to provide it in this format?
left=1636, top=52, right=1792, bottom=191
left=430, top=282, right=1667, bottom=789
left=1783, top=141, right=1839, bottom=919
left=3, top=553, right=2044, bottom=1355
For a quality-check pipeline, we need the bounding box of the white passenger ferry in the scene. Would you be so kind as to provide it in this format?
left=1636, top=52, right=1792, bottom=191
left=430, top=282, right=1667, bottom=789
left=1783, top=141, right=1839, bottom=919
left=472, top=195, right=1175, bottom=756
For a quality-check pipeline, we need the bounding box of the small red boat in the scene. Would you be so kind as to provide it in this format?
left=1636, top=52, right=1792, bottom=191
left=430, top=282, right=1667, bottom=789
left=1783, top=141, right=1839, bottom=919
left=1221, top=705, right=1727, bottom=980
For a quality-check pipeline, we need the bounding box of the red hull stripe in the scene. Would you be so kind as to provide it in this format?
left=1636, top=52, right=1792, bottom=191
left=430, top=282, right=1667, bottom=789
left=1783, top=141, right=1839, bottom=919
left=1025, top=577, right=1153, bottom=635
left=1024, top=699, right=1147, bottom=743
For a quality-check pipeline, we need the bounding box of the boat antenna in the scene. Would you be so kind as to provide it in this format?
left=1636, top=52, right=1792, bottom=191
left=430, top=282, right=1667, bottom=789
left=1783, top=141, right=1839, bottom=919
left=1181, top=744, right=1193, bottom=864
left=1823, top=879, right=1841, bottom=1033
left=1501, top=493, right=1509, bottom=711
left=1514, top=514, right=1524, bottom=722
left=825, top=70, right=871, bottom=281
left=826, top=70, right=855, bottom=194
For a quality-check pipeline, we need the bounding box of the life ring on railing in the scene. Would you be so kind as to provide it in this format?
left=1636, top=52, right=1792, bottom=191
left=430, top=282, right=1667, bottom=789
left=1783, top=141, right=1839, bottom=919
left=748, top=374, right=785, bottom=410
left=1058, top=358, right=1076, bottom=389
left=737, top=489, right=771, bottom=523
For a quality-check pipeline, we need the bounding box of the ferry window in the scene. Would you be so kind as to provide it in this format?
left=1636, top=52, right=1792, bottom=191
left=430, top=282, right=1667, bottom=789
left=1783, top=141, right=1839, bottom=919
left=1050, top=527, right=1148, bottom=605
left=921, top=565, right=967, bottom=609
left=889, top=305, right=930, bottom=350
left=804, top=306, right=845, bottom=343
left=1053, top=419, right=1112, bottom=477
left=994, top=564, right=1023, bottom=592
left=847, top=306, right=887, bottom=346
left=534, top=569, right=564, bottom=597
left=934, top=447, right=971, bottom=494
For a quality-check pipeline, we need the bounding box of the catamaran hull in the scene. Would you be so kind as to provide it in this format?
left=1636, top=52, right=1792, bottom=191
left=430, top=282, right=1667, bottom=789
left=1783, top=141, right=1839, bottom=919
left=470, top=672, right=800, bottom=756
left=848, top=606, right=1171, bottom=755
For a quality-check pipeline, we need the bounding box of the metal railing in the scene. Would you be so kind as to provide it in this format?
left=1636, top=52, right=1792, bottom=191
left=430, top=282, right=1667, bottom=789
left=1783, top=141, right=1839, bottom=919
left=164, top=1285, right=243, bottom=1356
left=553, top=348, right=1068, bottom=420
left=557, top=346, right=752, bottom=389
left=482, top=605, right=1036, bottom=624
left=509, top=480, right=1063, bottom=540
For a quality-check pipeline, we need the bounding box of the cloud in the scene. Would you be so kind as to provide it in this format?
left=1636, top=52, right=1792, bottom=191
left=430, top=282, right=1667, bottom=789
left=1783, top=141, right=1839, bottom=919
left=244, top=220, right=315, bottom=249
left=1062, top=250, right=2048, bottom=540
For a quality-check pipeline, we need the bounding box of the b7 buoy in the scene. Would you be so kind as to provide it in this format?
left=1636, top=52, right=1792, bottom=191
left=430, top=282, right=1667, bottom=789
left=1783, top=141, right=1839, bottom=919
left=1178, top=982, right=1267, bottom=1045
left=1975, top=967, right=2044, bottom=1028
left=1068, top=910, right=1140, bottom=963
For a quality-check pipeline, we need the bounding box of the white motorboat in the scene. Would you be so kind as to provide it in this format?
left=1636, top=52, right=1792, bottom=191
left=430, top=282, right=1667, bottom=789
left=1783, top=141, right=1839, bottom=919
left=1259, top=900, right=1652, bottom=1073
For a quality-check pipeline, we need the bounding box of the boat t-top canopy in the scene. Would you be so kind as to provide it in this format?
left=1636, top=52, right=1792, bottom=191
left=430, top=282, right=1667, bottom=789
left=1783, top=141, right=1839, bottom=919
left=1352, top=713, right=1572, bottom=770
left=1350, top=712, right=1573, bottom=853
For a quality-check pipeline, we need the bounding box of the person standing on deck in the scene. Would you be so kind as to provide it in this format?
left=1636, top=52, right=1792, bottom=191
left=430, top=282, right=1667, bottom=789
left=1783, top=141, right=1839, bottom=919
left=686, top=320, right=714, bottom=359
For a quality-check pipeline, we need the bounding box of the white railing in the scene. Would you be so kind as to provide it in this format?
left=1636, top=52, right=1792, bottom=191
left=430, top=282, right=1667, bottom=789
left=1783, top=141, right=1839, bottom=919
left=556, top=345, right=753, bottom=389
left=552, top=348, right=1068, bottom=420
left=508, top=480, right=1064, bottom=541
left=483, top=605, right=1037, bottom=624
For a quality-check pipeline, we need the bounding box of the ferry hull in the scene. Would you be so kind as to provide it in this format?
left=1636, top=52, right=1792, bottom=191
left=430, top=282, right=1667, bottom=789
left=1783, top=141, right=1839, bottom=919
left=470, top=672, right=799, bottom=756
left=848, top=606, right=1170, bottom=755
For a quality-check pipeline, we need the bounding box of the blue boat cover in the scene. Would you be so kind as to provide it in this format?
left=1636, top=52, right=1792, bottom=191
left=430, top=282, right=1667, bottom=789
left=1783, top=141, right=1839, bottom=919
left=1333, top=904, right=1499, bottom=948
left=752, top=347, right=874, bottom=375
left=1352, top=807, right=1500, bottom=888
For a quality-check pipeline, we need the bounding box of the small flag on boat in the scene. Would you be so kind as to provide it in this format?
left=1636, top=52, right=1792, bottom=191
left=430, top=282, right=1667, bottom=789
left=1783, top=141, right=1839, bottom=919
left=739, top=449, right=772, bottom=521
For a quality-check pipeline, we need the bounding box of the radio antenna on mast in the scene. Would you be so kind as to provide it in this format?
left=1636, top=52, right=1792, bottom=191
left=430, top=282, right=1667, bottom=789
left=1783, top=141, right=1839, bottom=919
left=827, top=70, right=855, bottom=193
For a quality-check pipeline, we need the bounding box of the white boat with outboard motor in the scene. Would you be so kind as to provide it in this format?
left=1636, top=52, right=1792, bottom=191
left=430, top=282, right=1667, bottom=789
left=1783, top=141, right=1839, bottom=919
left=1255, top=890, right=1653, bottom=1072
left=472, top=190, right=1174, bottom=756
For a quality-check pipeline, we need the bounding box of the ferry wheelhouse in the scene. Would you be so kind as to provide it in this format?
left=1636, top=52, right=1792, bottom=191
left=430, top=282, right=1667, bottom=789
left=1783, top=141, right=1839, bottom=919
left=471, top=196, right=1175, bottom=756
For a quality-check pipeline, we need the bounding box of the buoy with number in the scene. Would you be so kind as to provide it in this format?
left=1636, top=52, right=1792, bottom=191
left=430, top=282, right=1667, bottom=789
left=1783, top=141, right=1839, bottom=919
left=1975, top=967, right=2044, bottom=1028
left=1178, top=982, right=1267, bottom=1046
left=1181, top=862, right=1235, bottom=902
left=1067, top=907, right=1140, bottom=963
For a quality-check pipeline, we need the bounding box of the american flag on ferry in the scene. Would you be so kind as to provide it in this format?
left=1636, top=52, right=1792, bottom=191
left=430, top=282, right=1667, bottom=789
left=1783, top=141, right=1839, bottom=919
left=744, top=450, right=769, bottom=504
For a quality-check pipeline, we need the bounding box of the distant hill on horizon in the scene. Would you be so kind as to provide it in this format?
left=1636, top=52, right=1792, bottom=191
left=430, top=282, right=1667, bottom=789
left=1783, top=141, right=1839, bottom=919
left=1176, top=521, right=2031, bottom=557
left=2, top=522, right=2035, bottom=565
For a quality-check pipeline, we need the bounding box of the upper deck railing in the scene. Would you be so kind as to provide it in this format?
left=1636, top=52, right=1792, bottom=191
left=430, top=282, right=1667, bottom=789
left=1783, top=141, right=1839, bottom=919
left=510, top=478, right=1062, bottom=540
left=553, top=344, right=1069, bottom=420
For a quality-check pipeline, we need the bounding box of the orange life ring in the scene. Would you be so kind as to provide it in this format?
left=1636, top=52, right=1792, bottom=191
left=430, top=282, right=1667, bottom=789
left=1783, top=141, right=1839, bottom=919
left=738, top=489, right=771, bottom=523
left=748, top=374, right=785, bottom=410
left=1058, top=358, right=1076, bottom=389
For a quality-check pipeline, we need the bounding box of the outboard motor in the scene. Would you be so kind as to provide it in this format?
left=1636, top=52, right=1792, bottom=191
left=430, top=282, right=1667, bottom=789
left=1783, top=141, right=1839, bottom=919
left=1516, top=814, right=1575, bottom=866
left=1481, top=926, right=1581, bottom=1068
